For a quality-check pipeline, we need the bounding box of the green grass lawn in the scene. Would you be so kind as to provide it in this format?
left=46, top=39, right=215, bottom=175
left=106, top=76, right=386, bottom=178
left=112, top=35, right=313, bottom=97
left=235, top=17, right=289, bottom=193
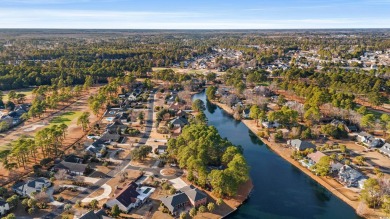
left=0, top=142, right=10, bottom=151
left=354, top=105, right=383, bottom=118
left=3, top=88, right=34, bottom=102
left=47, top=111, right=83, bottom=128
left=0, top=112, right=82, bottom=150
left=152, top=67, right=176, bottom=72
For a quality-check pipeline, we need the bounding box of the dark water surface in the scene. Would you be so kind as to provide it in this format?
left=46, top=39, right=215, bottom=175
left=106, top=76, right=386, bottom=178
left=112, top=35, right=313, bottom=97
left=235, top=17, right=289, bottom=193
left=192, top=91, right=361, bottom=219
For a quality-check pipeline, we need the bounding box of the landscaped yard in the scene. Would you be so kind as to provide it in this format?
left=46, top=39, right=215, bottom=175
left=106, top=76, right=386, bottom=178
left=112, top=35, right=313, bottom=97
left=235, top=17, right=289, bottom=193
left=48, top=111, right=83, bottom=128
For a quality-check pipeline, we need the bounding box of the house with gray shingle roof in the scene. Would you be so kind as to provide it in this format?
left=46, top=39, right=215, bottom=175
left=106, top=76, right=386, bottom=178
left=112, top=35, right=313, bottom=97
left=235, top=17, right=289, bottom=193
left=0, top=200, right=10, bottom=216
left=76, top=209, right=113, bottom=219
left=160, top=193, right=189, bottom=215
left=338, top=165, right=365, bottom=188
left=287, top=139, right=316, bottom=151
left=105, top=182, right=154, bottom=213
left=54, top=161, right=89, bottom=176
left=169, top=117, right=189, bottom=129
left=379, top=143, right=390, bottom=157
left=106, top=182, right=140, bottom=212
left=106, top=120, right=128, bottom=134
left=160, top=185, right=207, bottom=215
left=12, top=177, right=51, bottom=198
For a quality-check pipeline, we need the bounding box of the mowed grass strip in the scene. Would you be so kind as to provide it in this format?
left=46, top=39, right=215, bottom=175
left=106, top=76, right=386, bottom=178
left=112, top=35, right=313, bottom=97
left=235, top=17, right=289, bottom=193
left=47, top=111, right=83, bottom=128
left=3, top=89, right=34, bottom=102
left=0, top=142, right=11, bottom=151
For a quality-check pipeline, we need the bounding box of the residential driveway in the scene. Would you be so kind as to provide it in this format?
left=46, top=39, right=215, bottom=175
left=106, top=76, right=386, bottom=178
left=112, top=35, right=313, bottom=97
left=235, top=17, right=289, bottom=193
left=81, top=183, right=112, bottom=202
left=169, top=177, right=188, bottom=190
left=108, top=149, right=123, bottom=164
left=60, top=185, right=87, bottom=192
left=82, top=176, right=100, bottom=184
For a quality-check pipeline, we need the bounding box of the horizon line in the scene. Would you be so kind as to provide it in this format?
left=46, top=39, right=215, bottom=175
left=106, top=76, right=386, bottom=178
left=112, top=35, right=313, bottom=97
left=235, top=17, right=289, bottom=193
left=1, top=27, right=390, bottom=30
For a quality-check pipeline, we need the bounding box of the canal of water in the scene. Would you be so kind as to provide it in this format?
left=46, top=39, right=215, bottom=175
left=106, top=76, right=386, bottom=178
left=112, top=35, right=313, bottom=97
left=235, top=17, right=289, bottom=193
left=192, top=91, right=361, bottom=219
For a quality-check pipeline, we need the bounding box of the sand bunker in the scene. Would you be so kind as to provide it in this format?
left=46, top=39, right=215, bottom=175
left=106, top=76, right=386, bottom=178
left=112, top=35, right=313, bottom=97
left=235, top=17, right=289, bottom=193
left=23, top=124, right=45, bottom=132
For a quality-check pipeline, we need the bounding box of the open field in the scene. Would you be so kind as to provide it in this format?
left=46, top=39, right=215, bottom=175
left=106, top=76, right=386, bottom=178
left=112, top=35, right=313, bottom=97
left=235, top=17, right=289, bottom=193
left=2, top=88, right=34, bottom=102
left=152, top=67, right=224, bottom=75
left=47, top=111, right=83, bottom=128
left=0, top=87, right=100, bottom=184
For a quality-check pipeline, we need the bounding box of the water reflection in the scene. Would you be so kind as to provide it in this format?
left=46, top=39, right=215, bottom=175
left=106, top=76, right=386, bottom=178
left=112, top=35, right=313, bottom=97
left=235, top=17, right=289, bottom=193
left=192, top=91, right=360, bottom=219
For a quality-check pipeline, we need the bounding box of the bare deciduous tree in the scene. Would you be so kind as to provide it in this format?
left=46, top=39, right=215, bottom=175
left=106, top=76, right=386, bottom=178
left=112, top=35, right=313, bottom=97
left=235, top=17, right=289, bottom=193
left=34, top=192, right=50, bottom=203
left=54, top=169, right=68, bottom=180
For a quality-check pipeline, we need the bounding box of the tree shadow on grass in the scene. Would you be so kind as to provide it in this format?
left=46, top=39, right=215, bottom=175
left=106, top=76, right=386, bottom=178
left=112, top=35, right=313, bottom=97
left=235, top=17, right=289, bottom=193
left=50, top=112, right=75, bottom=124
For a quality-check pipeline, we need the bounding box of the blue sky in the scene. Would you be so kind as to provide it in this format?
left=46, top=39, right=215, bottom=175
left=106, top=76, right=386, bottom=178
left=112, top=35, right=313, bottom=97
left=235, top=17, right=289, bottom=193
left=1, top=0, right=390, bottom=29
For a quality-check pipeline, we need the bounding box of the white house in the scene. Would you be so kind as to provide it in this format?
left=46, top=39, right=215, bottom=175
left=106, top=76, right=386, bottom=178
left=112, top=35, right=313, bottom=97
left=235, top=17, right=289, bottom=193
left=356, top=132, right=373, bottom=143
left=379, top=143, right=390, bottom=157
left=157, top=145, right=168, bottom=154
left=12, top=177, right=52, bottom=198
left=262, top=121, right=280, bottom=129
left=242, top=109, right=250, bottom=119
left=0, top=200, right=10, bottom=216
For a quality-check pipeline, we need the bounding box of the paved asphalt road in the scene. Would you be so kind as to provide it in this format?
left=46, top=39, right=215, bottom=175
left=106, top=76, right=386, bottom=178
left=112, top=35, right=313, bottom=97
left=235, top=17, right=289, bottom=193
left=43, top=90, right=163, bottom=219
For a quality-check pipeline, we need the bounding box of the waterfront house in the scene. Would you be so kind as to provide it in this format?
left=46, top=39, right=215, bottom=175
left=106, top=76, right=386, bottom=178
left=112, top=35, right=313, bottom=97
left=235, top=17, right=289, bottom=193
left=331, top=162, right=344, bottom=173
left=0, top=200, right=9, bottom=216
left=262, top=121, right=280, bottom=129
left=169, top=102, right=184, bottom=111
left=12, top=177, right=51, bottom=198
left=338, top=165, right=365, bottom=188
left=181, top=186, right=207, bottom=207
left=379, top=143, right=390, bottom=157
left=278, top=128, right=290, bottom=138
left=287, top=139, right=316, bottom=151
left=169, top=117, right=189, bottom=129
left=242, top=109, right=250, bottom=119
left=176, top=110, right=189, bottom=119
left=160, top=192, right=190, bottom=215
left=307, top=151, right=326, bottom=164
left=160, top=185, right=207, bottom=216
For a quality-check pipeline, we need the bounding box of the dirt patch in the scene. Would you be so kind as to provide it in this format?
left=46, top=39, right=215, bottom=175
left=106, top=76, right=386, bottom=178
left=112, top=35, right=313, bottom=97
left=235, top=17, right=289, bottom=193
left=106, top=169, right=142, bottom=197
left=160, top=168, right=176, bottom=176
left=117, top=149, right=131, bottom=159
left=54, top=188, right=80, bottom=201
left=89, top=188, right=105, bottom=198
left=152, top=211, right=173, bottom=219
left=12, top=204, right=54, bottom=218
left=130, top=157, right=156, bottom=168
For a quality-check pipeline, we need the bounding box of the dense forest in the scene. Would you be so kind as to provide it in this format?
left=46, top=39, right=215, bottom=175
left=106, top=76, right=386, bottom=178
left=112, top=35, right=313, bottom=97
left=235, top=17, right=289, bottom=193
left=1, top=29, right=390, bottom=90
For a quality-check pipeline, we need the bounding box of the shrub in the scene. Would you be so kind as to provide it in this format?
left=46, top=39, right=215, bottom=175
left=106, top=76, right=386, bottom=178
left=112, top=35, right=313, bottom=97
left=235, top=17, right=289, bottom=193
left=199, top=205, right=207, bottom=213
left=40, top=158, right=53, bottom=166
left=161, top=183, right=170, bottom=190
left=169, top=188, right=176, bottom=195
